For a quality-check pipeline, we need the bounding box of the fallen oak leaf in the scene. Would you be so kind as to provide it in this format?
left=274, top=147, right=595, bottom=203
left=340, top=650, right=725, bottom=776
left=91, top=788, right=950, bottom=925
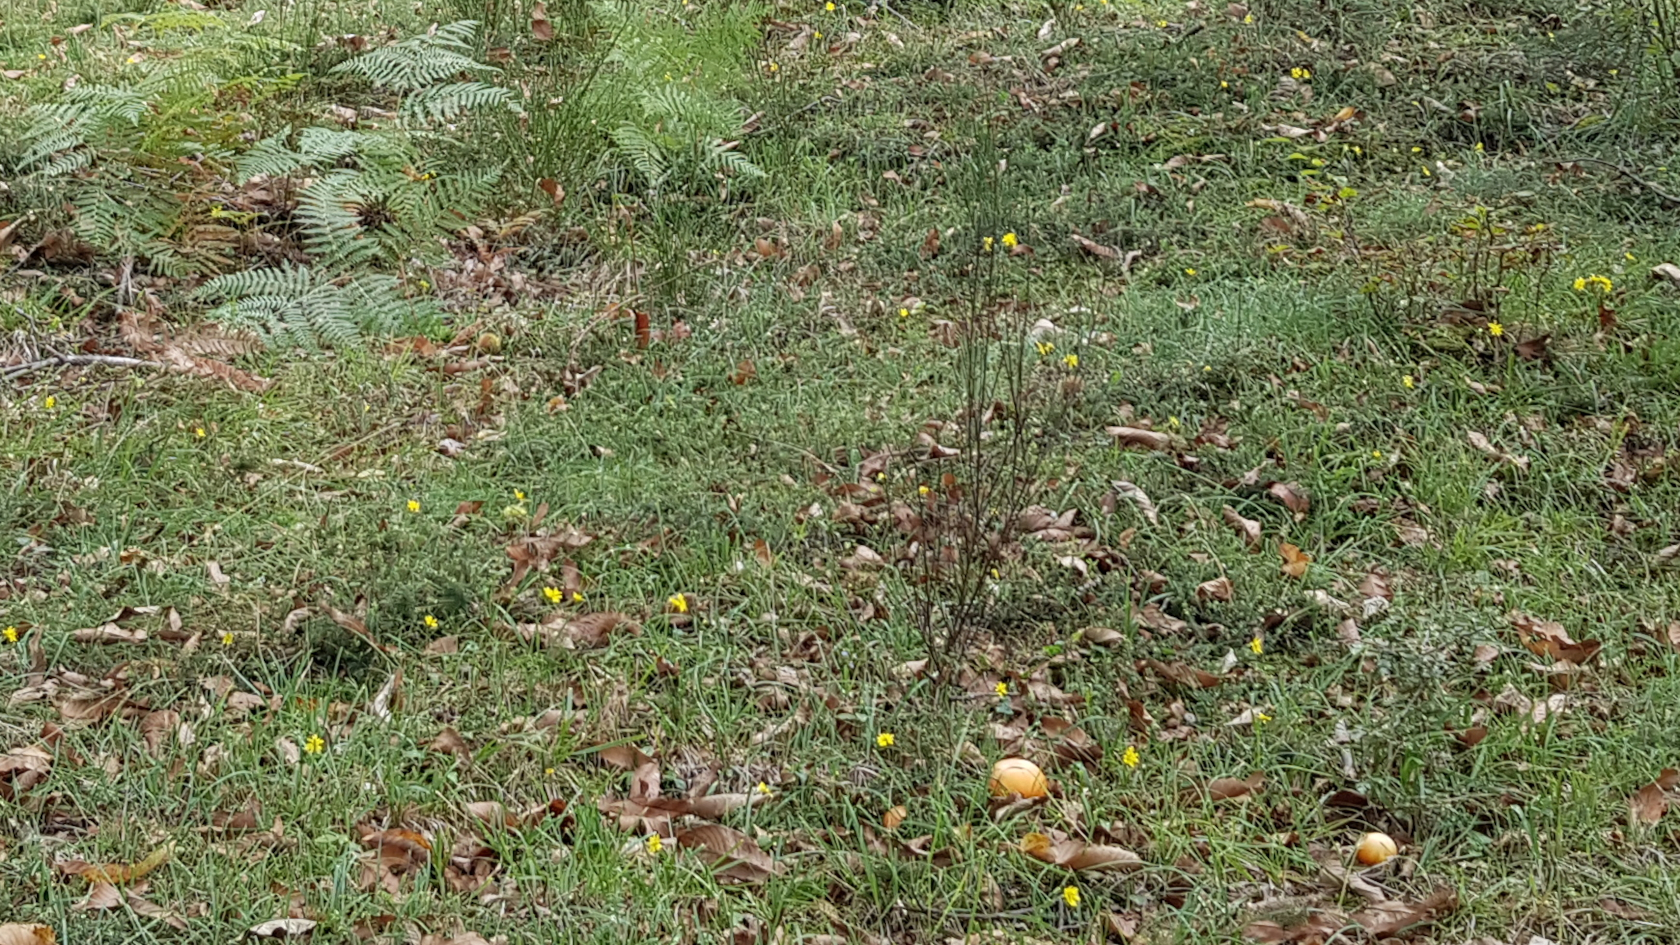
left=1509, top=613, right=1601, bottom=664
left=1020, top=829, right=1142, bottom=871
left=1110, top=480, right=1159, bottom=525
left=249, top=918, right=317, bottom=938
left=1466, top=431, right=1530, bottom=471
left=0, top=927, right=56, bottom=945
left=72, top=882, right=123, bottom=912
left=1196, top=577, right=1233, bottom=602
left=1140, top=658, right=1221, bottom=689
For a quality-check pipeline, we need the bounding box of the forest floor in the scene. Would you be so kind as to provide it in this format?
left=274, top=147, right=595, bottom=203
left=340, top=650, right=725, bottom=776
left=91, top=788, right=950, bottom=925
left=3, top=0, right=1680, bottom=943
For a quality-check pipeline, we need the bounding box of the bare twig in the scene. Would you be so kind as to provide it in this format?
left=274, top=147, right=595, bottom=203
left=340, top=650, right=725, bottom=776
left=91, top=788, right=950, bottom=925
left=2, top=353, right=169, bottom=381
left=1569, top=157, right=1680, bottom=208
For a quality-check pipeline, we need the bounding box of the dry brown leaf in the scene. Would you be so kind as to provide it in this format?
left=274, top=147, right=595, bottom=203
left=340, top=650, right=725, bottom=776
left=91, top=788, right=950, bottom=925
left=249, top=918, right=317, bottom=938
left=1630, top=768, right=1679, bottom=825
left=1278, top=543, right=1312, bottom=579
left=125, top=888, right=188, bottom=930
left=1348, top=888, right=1458, bottom=936
left=1110, top=480, right=1160, bottom=525
left=1020, top=829, right=1142, bottom=871
left=1509, top=613, right=1601, bottom=664
left=72, top=882, right=123, bottom=912
left=72, top=623, right=147, bottom=644
left=0, top=925, right=56, bottom=945
left=1466, top=431, right=1530, bottom=471
left=530, top=0, right=553, bottom=40
left=1107, top=426, right=1171, bottom=451
left=676, top=825, right=781, bottom=883
left=1080, top=626, right=1124, bottom=646
left=1222, top=506, right=1262, bottom=550
left=1135, top=603, right=1187, bottom=634
left=138, top=710, right=181, bottom=755
left=882, top=805, right=908, bottom=830
left=1267, top=482, right=1309, bottom=519
left=1196, top=577, right=1233, bottom=602
left=594, top=743, right=654, bottom=771
left=58, top=843, right=173, bottom=885
left=1206, top=772, right=1264, bottom=801
left=424, top=636, right=459, bottom=655
left=1141, top=659, right=1221, bottom=689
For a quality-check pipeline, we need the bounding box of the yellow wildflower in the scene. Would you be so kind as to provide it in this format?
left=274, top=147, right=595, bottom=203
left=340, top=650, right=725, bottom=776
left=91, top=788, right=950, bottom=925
left=876, top=732, right=895, bottom=748
left=983, top=236, right=995, bottom=252
left=1402, top=374, right=1415, bottom=389
left=645, top=833, right=663, bottom=854
left=3, top=626, right=17, bottom=644
left=514, top=490, right=526, bottom=501
left=194, top=427, right=206, bottom=438
left=668, top=594, right=689, bottom=614
left=406, top=500, right=421, bottom=513
left=44, top=396, right=56, bottom=409
left=1290, top=67, right=1312, bottom=80
left=571, top=591, right=584, bottom=602
left=755, top=781, right=772, bottom=795
left=1487, top=321, right=1504, bottom=337
left=1184, top=267, right=1197, bottom=276
left=1371, top=449, right=1383, bottom=459
left=1001, top=232, right=1018, bottom=248
left=303, top=734, right=325, bottom=754
left=899, top=307, right=909, bottom=319
left=1122, top=745, right=1140, bottom=768
left=826, top=1, right=836, bottom=9
left=543, top=587, right=563, bottom=604
left=221, top=632, right=234, bottom=646
left=918, top=484, right=931, bottom=496
left=1249, top=636, right=1263, bottom=655
left=1036, top=340, right=1055, bottom=356
left=1062, top=886, right=1082, bottom=908
left=424, top=614, right=439, bottom=629
left=995, top=681, right=1009, bottom=697
left=1255, top=711, right=1273, bottom=724
left=1062, top=353, right=1079, bottom=368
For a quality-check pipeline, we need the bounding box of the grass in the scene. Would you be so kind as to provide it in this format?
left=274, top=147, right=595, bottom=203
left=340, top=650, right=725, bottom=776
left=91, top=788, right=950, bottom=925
left=3, top=0, right=1680, bottom=942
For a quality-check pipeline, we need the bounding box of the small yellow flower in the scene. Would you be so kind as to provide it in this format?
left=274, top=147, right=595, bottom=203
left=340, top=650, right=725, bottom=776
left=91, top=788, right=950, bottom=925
left=1255, top=711, right=1273, bottom=724
left=1371, top=449, right=1383, bottom=459
left=1573, top=276, right=1587, bottom=291
left=1625, top=253, right=1636, bottom=262
left=1122, top=745, right=1140, bottom=768
left=899, top=307, right=909, bottom=319
left=1062, top=353, right=1079, bottom=368
left=645, top=833, right=664, bottom=854
left=406, top=500, right=421, bottom=513
left=1249, top=636, right=1264, bottom=655
left=1001, top=232, right=1018, bottom=248
left=826, top=1, right=836, bottom=9
left=995, top=681, right=1009, bottom=697
left=1167, top=415, right=1181, bottom=430
left=514, top=490, right=526, bottom=501
left=990, top=567, right=1000, bottom=580
left=1244, top=13, right=1254, bottom=22
left=1487, top=321, right=1504, bottom=337
left=983, top=236, right=995, bottom=252
left=1290, top=67, right=1312, bottom=80
left=754, top=781, right=772, bottom=795
left=1220, top=80, right=1229, bottom=89
left=43, top=396, right=57, bottom=409
left=221, top=632, right=234, bottom=646
left=194, top=427, right=206, bottom=438
left=126, top=55, right=139, bottom=64
left=543, top=587, right=562, bottom=603
left=37, top=53, right=47, bottom=60
left=1062, top=885, right=1082, bottom=908
left=423, top=614, right=439, bottom=629
left=1184, top=267, right=1197, bottom=276
left=918, top=484, right=931, bottom=496
left=3, top=626, right=17, bottom=644
left=1035, top=340, right=1055, bottom=356
left=768, top=61, right=778, bottom=72
left=1402, top=374, right=1415, bottom=389
left=875, top=472, right=886, bottom=481
left=545, top=767, right=556, bottom=776
left=876, top=732, right=895, bottom=748
left=303, top=734, right=325, bottom=754
left=571, top=591, right=584, bottom=602
left=668, top=594, right=689, bottom=614
left=1575, top=274, right=1613, bottom=293
left=813, top=30, right=822, bottom=39
left=1474, top=142, right=1484, bottom=152
left=1411, top=146, right=1423, bottom=154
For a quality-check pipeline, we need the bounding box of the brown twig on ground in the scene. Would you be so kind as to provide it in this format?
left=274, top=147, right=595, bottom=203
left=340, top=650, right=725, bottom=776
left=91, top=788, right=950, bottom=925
left=2, top=353, right=169, bottom=381
left=1570, top=157, right=1680, bottom=208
